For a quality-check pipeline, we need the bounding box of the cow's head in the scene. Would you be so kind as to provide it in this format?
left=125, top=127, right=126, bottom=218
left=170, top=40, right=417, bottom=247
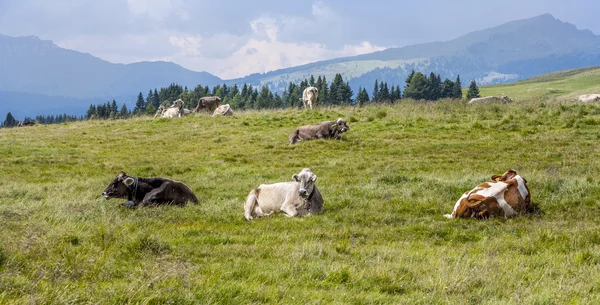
left=333, top=118, right=350, bottom=132
left=501, top=94, right=513, bottom=103
left=491, top=169, right=518, bottom=182
left=292, top=168, right=317, bottom=199
left=102, top=171, right=135, bottom=200
left=172, top=99, right=184, bottom=109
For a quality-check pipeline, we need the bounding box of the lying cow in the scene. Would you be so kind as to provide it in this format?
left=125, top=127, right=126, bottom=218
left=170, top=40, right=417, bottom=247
left=194, top=96, right=221, bottom=113
left=17, top=121, right=35, bottom=127
left=244, top=168, right=323, bottom=220
left=289, top=118, right=350, bottom=145
left=161, top=99, right=185, bottom=118
left=444, top=169, right=532, bottom=219
left=300, top=87, right=319, bottom=109
left=576, top=94, right=600, bottom=103
left=468, top=95, right=513, bottom=104
left=213, top=104, right=233, bottom=116
left=102, top=171, right=198, bottom=207
left=154, top=106, right=166, bottom=119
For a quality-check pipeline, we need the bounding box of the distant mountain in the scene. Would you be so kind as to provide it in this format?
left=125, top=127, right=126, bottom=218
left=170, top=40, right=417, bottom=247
left=228, top=14, right=600, bottom=92
left=0, top=34, right=221, bottom=118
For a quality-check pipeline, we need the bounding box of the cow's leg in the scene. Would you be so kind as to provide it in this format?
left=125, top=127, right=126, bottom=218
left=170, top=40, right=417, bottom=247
left=244, top=189, right=259, bottom=220
left=140, top=185, right=169, bottom=207
left=280, top=201, right=299, bottom=217
left=289, top=130, right=300, bottom=145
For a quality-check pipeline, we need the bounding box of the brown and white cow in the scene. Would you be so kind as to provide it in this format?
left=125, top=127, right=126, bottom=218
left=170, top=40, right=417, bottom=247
left=102, top=171, right=198, bottom=207
left=194, top=96, right=222, bottom=113
left=244, top=168, right=323, bottom=220
left=289, top=118, right=350, bottom=145
left=468, top=95, right=513, bottom=104
left=300, top=87, right=319, bottom=109
left=444, top=169, right=532, bottom=219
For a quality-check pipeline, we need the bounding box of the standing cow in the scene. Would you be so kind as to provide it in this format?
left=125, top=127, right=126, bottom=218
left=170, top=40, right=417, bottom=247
left=300, top=87, right=319, bottom=109
left=444, top=169, right=532, bottom=219
left=244, top=168, right=323, bottom=220
left=194, top=96, right=222, bottom=113
left=289, top=118, right=350, bottom=145
left=102, top=171, right=198, bottom=207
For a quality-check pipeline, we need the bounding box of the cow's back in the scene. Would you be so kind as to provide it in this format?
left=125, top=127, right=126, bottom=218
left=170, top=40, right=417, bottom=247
left=255, top=182, right=298, bottom=213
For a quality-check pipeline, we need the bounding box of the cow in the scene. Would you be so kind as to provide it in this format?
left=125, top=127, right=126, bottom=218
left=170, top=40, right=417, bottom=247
left=468, top=95, right=513, bottom=104
left=576, top=94, right=600, bottom=103
left=213, top=104, right=233, bottom=116
left=102, top=171, right=198, bottom=207
left=244, top=168, right=323, bottom=220
left=444, top=169, right=532, bottom=219
left=154, top=106, right=166, bottom=119
left=300, top=87, right=319, bottom=109
left=161, top=99, right=185, bottom=118
left=17, top=121, right=35, bottom=127
left=289, top=118, right=350, bottom=145
left=194, top=96, right=221, bottom=114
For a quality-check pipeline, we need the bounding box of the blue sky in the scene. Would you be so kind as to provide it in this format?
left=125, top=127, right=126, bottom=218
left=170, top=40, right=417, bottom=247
left=0, top=0, right=598, bottom=79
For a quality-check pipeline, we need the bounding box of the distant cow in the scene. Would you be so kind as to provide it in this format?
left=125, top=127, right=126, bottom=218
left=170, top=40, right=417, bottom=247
left=289, top=118, right=350, bottom=145
left=244, top=168, right=323, bottom=220
left=154, top=106, right=166, bottom=119
left=102, top=171, right=198, bottom=207
left=161, top=99, right=185, bottom=118
left=468, top=95, right=513, bottom=104
left=213, top=104, right=233, bottom=116
left=444, top=169, right=532, bottom=219
left=300, top=87, right=319, bottom=109
left=576, top=94, right=600, bottom=103
left=194, top=96, right=221, bottom=113
left=17, top=121, right=35, bottom=127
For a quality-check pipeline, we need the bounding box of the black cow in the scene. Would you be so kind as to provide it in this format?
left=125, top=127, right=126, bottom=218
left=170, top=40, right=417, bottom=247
left=102, top=171, right=198, bottom=207
left=17, top=121, right=35, bottom=127
left=289, top=118, right=350, bottom=145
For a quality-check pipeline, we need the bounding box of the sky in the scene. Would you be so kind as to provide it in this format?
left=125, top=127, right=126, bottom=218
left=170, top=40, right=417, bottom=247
left=0, top=0, right=598, bottom=79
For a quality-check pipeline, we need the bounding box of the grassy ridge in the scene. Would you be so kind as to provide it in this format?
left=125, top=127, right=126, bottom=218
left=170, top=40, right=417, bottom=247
left=475, top=66, right=600, bottom=101
left=1, top=99, right=600, bottom=304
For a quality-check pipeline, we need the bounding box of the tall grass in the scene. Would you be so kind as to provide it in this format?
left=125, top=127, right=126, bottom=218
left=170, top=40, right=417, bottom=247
left=1, top=99, right=600, bottom=303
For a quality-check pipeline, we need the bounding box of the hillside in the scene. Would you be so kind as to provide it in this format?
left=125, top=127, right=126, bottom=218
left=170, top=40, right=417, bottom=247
left=230, top=14, right=600, bottom=92
left=1, top=100, right=600, bottom=303
left=476, top=66, right=600, bottom=101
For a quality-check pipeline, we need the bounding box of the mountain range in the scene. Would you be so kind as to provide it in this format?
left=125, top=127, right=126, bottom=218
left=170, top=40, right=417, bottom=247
left=2, top=13, right=600, bottom=119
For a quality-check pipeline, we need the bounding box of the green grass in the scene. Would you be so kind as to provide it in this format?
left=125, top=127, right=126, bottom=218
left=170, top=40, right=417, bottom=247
left=2, top=99, right=600, bottom=304
left=474, top=66, right=600, bottom=101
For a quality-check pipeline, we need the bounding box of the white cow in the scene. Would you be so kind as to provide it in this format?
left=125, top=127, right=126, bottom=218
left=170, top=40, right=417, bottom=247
left=244, top=168, right=323, bottom=220
left=300, top=87, right=319, bottom=109
left=161, top=99, right=185, bottom=118
left=576, top=94, right=600, bottom=103
left=153, top=106, right=166, bottom=119
left=468, top=95, right=513, bottom=104
left=213, top=104, right=233, bottom=116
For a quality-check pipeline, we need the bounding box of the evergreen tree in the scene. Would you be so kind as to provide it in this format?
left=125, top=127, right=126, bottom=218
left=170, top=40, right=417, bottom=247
left=357, top=87, right=370, bottom=107
left=441, top=79, right=455, bottom=98
left=309, top=75, right=316, bottom=87
left=3, top=112, right=17, bottom=127
left=403, top=69, right=416, bottom=98
left=426, top=72, right=442, bottom=101
left=372, top=79, right=379, bottom=102
left=379, top=82, right=390, bottom=101
left=120, top=103, right=129, bottom=118
left=330, top=74, right=345, bottom=105
left=111, top=100, right=118, bottom=114
left=318, top=76, right=329, bottom=106
left=467, top=80, right=480, bottom=99
left=134, top=92, right=145, bottom=114
left=453, top=75, right=463, bottom=99
left=86, top=104, right=97, bottom=119
left=403, top=72, right=428, bottom=100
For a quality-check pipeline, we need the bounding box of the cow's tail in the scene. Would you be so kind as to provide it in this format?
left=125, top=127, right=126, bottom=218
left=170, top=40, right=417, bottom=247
left=289, top=129, right=299, bottom=145
left=244, top=189, right=259, bottom=220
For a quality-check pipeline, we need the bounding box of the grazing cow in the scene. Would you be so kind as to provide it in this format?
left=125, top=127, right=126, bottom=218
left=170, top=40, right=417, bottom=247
left=444, top=169, right=532, bottom=219
left=576, top=94, right=600, bottom=103
left=102, top=171, right=198, bottom=207
left=161, top=99, right=185, bottom=118
left=154, top=106, right=166, bottom=119
left=194, top=96, right=222, bottom=113
left=213, top=104, right=233, bottom=116
left=244, top=168, right=323, bottom=220
left=17, top=121, right=35, bottom=127
left=289, top=118, right=350, bottom=145
left=468, top=95, right=514, bottom=104
left=300, top=87, right=319, bottom=109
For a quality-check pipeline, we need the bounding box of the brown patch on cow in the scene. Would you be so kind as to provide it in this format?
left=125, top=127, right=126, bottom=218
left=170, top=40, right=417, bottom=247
left=477, top=182, right=492, bottom=189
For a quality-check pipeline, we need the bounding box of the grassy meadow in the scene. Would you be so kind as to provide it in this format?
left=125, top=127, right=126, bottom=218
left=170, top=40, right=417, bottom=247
left=2, top=77, right=600, bottom=303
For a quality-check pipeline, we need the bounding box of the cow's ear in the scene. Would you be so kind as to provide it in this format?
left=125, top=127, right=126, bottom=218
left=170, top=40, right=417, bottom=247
left=124, top=177, right=135, bottom=186
left=491, top=175, right=501, bottom=182
left=311, top=174, right=317, bottom=182
left=292, top=174, right=299, bottom=182
left=331, top=124, right=337, bottom=129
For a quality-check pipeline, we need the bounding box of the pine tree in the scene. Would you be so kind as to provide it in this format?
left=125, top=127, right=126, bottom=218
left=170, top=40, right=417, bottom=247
left=403, top=72, right=428, bottom=100
left=309, top=75, right=316, bottom=87
left=86, top=104, right=97, bottom=119
left=441, top=79, right=455, bottom=99
left=357, top=87, right=370, bottom=107
left=3, top=112, right=17, bottom=127
left=318, top=76, right=329, bottom=106
left=379, top=82, right=390, bottom=101
left=120, top=103, right=129, bottom=118
left=134, top=92, right=145, bottom=115
left=453, top=75, right=463, bottom=99
left=403, top=69, right=416, bottom=98
left=372, top=80, right=379, bottom=102
left=466, top=80, right=480, bottom=99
